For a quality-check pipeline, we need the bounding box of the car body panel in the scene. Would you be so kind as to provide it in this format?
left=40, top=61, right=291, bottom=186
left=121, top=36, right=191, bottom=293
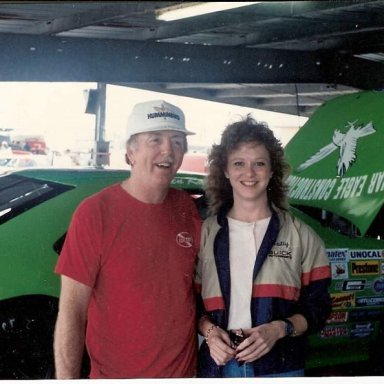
left=0, top=168, right=205, bottom=301
left=285, top=91, right=384, bottom=236
left=285, top=91, right=384, bottom=369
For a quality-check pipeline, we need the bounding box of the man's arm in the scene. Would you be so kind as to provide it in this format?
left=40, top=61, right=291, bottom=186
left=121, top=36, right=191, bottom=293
left=54, top=275, right=92, bottom=379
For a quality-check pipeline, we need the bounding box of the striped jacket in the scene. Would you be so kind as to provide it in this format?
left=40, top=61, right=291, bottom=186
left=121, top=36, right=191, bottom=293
left=194, top=208, right=331, bottom=377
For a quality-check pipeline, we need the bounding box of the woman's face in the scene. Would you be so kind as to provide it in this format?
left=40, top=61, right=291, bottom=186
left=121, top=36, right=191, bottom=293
left=225, top=141, right=273, bottom=205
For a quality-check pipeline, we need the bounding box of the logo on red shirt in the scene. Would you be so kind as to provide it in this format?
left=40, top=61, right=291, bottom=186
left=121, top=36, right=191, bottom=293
left=176, top=232, right=193, bottom=248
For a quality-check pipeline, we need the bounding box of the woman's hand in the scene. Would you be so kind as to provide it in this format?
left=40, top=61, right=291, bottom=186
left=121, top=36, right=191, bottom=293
left=205, top=326, right=236, bottom=366
left=234, top=321, right=285, bottom=364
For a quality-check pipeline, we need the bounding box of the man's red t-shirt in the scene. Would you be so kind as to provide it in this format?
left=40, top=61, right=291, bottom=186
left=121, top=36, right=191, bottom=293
left=55, top=184, right=201, bottom=378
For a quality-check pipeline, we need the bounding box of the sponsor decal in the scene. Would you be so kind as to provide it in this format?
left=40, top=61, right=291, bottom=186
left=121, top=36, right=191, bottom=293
left=349, top=309, right=383, bottom=321
left=331, top=262, right=348, bottom=280
left=268, top=251, right=292, bottom=259
left=341, top=280, right=366, bottom=291
left=176, top=232, right=193, bottom=248
left=327, top=248, right=348, bottom=262
left=172, top=176, right=203, bottom=187
left=288, top=176, right=336, bottom=200
left=372, top=277, right=384, bottom=294
left=367, top=171, right=384, bottom=194
left=350, top=322, right=374, bottom=339
left=356, top=296, right=384, bottom=307
left=334, top=281, right=344, bottom=291
left=331, top=292, right=355, bottom=309
left=268, top=241, right=292, bottom=259
left=320, top=325, right=349, bottom=338
left=349, top=249, right=384, bottom=260
left=350, top=261, right=380, bottom=276
left=288, top=174, right=381, bottom=201
left=332, top=175, right=369, bottom=200
left=326, top=311, right=348, bottom=324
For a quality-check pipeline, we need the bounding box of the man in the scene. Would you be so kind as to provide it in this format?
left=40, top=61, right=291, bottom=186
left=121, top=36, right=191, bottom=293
left=54, top=100, right=202, bottom=378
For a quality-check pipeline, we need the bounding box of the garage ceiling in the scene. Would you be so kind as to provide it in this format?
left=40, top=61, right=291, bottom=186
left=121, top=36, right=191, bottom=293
left=0, top=1, right=384, bottom=117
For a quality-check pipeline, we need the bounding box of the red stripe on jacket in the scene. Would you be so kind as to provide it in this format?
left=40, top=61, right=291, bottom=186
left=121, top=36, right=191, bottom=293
left=301, top=265, right=331, bottom=286
left=203, top=296, right=226, bottom=311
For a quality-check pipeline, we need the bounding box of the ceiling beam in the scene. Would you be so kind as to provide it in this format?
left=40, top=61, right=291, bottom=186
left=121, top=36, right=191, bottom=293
left=0, top=32, right=382, bottom=90
left=120, top=83, right=323, bottom=118
left=0, top=32, right=329, bottom=82
left=211, top=84, right=356, bottom=98
left=158, top=82, right=356, bottom=96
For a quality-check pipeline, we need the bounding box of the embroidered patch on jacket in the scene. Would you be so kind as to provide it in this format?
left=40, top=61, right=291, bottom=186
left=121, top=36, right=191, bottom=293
left=268, top=241, right=292, bottom=259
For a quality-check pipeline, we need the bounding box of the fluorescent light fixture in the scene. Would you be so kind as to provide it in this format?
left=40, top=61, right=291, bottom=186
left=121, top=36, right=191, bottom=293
left=157, top=2, right=260, bottom=21
left=354, top=52, right=384, bottom=63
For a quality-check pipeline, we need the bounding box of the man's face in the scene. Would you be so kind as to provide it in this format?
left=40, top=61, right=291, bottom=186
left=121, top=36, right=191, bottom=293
left=127, top=130, right=187, bottom=189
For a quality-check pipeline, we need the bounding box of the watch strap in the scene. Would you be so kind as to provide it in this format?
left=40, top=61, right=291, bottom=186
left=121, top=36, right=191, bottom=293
left=283, top=318, right=297, bottom=337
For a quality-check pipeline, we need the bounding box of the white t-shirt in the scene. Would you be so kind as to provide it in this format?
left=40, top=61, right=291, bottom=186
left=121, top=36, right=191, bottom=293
left=227, top=216, right=271, bottom=330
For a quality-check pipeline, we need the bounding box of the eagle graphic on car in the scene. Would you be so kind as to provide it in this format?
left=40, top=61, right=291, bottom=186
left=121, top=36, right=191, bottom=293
left=297, top=121, right=375, bottom=177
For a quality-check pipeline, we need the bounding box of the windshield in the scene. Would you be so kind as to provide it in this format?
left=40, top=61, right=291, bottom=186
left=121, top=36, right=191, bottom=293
left=0, top=174, right=74, bottom=225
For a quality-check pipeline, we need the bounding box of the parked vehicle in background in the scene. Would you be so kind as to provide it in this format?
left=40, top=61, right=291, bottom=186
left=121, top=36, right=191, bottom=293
left=285, top=91, right=384, bottom=375
left=10, top=133, right=47, bottom=154
left=179, top=152, right=208, bottom=174
left=0, top=129, right=47, bottom=154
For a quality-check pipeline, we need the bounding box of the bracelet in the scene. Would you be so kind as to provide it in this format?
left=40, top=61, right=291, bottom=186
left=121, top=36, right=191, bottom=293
left=204, top=324, right=218, bottom=345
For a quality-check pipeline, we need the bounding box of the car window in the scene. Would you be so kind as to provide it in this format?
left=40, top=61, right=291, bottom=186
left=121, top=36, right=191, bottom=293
left=0, top=174, right=74, bottom=225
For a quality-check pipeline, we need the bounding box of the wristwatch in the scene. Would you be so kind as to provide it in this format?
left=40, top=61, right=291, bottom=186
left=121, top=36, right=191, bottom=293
left=283, top=319, right=296, bottom=337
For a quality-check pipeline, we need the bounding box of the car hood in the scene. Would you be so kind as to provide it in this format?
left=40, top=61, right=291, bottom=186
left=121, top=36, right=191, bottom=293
left=285, top=91, right=384, bottom=236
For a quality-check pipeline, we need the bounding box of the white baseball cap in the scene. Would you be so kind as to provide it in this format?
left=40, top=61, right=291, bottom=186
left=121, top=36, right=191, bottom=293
left=126, top=100, right=195, bottom=140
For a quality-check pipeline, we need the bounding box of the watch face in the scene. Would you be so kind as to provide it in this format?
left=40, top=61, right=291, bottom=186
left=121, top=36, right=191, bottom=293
left=285, top=320, right=294, bottom=336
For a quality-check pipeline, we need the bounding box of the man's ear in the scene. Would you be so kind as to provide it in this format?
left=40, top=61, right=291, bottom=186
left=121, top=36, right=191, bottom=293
left=125, top=147, right=135, bottom=166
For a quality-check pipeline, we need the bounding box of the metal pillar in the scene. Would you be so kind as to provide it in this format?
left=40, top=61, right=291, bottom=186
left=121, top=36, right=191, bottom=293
left=90, top=82, right=110, bottom=167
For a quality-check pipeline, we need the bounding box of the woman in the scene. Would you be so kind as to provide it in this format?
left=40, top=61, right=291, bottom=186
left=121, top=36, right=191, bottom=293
left=195, top=115, right=331, bottom=377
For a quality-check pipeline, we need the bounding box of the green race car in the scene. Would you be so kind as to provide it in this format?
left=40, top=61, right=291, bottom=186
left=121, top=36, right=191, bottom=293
left=0, top=168, right=206, bottom=379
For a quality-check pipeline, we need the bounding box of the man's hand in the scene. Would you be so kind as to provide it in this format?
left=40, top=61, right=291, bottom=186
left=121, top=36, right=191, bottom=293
left=54, top=276, right=91, bottom=379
